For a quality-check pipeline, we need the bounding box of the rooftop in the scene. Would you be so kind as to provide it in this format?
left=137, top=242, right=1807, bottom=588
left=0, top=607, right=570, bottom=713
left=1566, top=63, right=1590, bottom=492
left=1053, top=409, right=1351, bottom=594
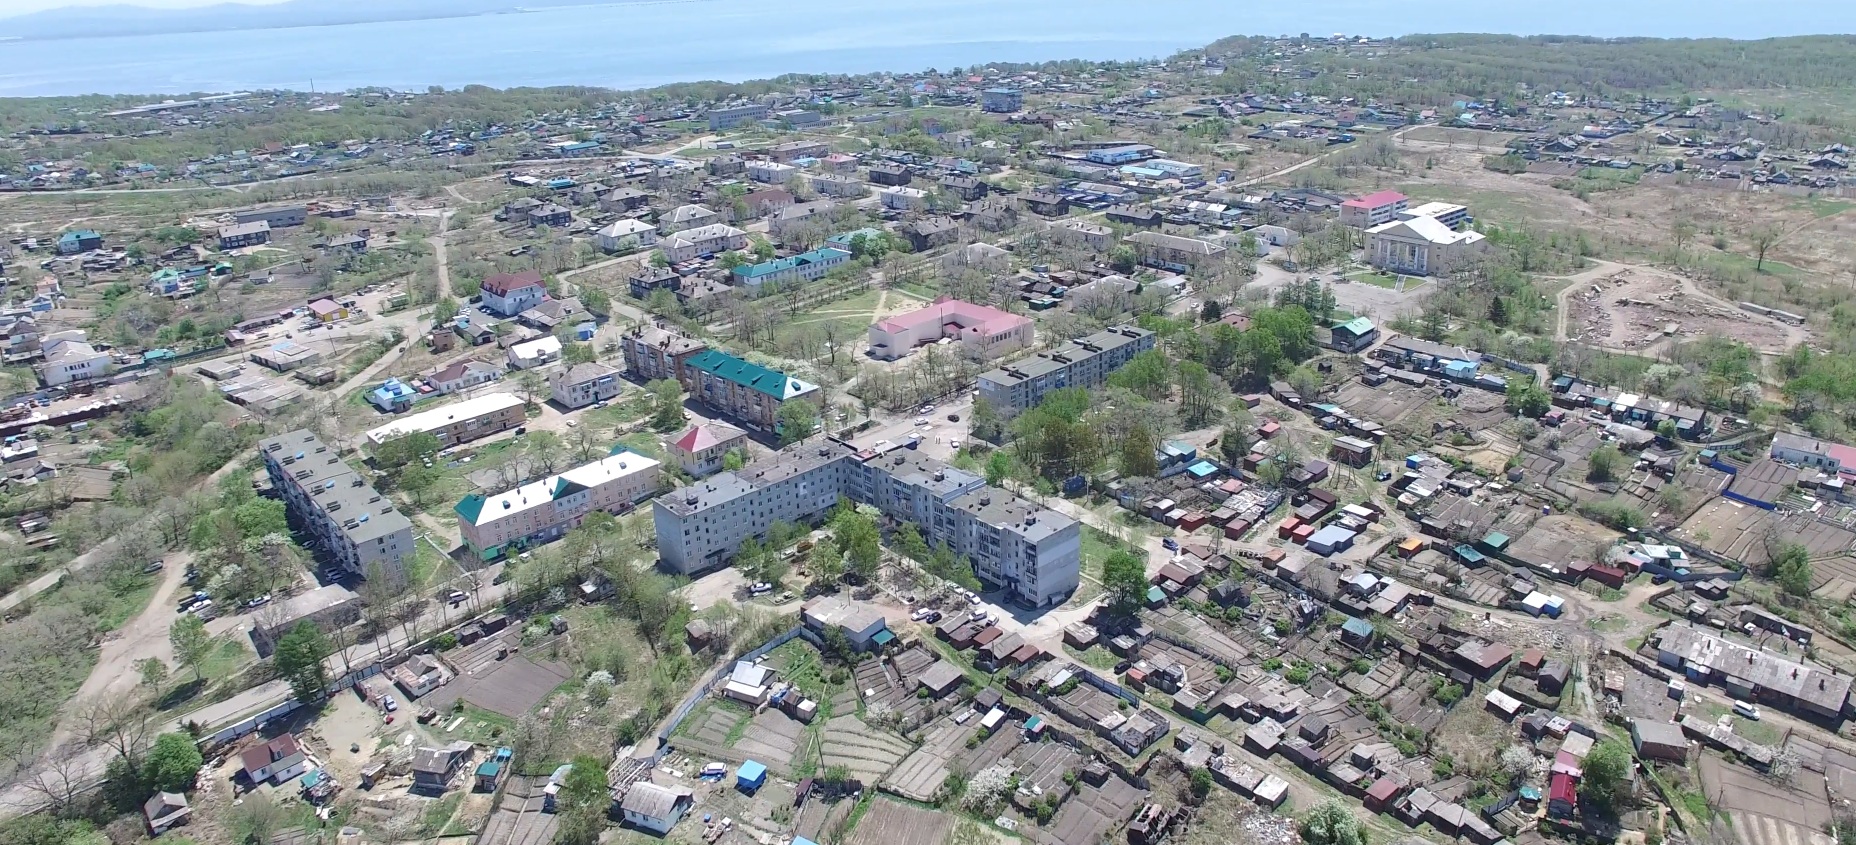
left=684, top=349, right=816, bottom=400
left=482, top=269, right=544, bottom=296
left=455, top=449, right=661, bottom=528
left=873, top=298, right=1031, bottom=336
left=365, top=392, right=524, bottom=445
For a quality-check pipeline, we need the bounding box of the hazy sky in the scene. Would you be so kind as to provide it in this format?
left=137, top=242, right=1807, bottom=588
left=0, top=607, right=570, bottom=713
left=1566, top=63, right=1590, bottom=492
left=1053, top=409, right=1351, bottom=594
left=0, top=0, right=290, bottom=17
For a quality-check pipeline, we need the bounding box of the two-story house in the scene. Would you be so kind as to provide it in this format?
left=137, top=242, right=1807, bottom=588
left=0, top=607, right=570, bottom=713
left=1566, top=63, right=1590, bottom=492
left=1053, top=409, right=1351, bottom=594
left=480, top=270, right=547, bottom=317
left=550, top=362, right=623, bottom=409
left=666, top=421, right=748, bottom=478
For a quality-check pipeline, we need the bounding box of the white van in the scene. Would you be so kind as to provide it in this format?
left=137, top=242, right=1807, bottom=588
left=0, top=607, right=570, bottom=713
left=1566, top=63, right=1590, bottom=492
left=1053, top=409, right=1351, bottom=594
left=1733, top=701, right=1760, bottom=721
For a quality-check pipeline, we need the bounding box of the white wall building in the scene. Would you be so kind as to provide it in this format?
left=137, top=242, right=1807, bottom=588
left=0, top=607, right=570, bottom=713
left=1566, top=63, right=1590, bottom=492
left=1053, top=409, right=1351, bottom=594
left=1365, top=216, right=1488, bottom=276
left=456, top=449, right=663, bottom=560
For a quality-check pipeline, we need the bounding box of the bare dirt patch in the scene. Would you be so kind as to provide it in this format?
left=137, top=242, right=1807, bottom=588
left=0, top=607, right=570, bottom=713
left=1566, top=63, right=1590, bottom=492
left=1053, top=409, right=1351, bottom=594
left=1563, top=264, right=1806, bottom=354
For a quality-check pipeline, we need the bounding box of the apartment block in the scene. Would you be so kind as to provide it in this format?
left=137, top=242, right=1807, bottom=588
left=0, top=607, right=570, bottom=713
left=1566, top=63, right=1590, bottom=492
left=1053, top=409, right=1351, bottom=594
left=680, top=349, right=820, bottom=431
left=364, top=391, right=526, bottom=449
left=978, top=325, right=1156, bottom=416
left=261, top=430, right=415, bottom=582
left=1338, top=190, right=1409, bottom=228
left=456, top=448, right=663, bottom=561
left=620, top=327, right=709, bottom=382
left=653, top=441, right=1080, bottom=606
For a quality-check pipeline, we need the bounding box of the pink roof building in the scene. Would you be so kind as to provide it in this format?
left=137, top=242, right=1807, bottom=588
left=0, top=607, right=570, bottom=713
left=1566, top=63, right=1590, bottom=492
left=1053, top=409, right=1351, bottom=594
left=666, top=421, right=748, bottom=478
left=867, top=297, right=1034, bottom=362
left=1340, top=190, right=1410, bottom=228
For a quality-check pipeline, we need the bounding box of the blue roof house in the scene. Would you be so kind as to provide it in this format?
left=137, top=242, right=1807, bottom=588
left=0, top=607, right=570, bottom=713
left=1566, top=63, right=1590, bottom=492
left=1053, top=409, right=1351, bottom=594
left=736, top=760, right=768, bottom=793
left=369, top=377, right=419, bottom=413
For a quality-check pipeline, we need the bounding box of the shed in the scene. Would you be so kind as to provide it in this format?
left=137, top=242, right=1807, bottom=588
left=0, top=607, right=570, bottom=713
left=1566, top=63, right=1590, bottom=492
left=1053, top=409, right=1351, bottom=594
left=1631, top=718, right=1690, bottom=762
left=736, top=760, right=768, bottom=792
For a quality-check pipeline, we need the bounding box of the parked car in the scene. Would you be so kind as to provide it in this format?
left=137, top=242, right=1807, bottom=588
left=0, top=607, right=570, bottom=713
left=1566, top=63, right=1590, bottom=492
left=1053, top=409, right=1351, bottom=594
left=244, top=595, right=271, bottom=609
left=1734, top=701, right=1760, bottom=720
left=919, top=404, right=936, bottom=414
left=910, top=607, right=934, bottom=621
left=922, top=611, right=942, bottom=624
left=447, top=590, right=468, bottom=605
left=382, top=696, right=398, bottom=713
left=748, top=582, right=774, bottom=597
left=967, top=593, right=982, bottom=606
left=947, top=413, right=960, bottom=422
left=142, top=560, right=165, bottom=574
left=1162, top=538, right=1179, bottom=551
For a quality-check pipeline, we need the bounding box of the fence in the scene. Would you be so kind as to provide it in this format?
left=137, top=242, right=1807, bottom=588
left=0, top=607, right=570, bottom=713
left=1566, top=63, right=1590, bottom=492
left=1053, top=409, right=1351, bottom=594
left=654, top=625, right=807, bottom=750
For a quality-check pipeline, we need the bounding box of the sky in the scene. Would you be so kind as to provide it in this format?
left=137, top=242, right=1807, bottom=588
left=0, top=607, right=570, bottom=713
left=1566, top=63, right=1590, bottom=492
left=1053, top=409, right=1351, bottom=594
left=0, top=0, right=291, bottom=17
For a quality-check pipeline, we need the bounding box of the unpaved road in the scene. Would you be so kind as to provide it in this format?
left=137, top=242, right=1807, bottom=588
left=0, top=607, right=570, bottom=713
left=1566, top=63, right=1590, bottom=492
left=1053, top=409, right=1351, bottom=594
left=44, top=553, right=194, bottom=750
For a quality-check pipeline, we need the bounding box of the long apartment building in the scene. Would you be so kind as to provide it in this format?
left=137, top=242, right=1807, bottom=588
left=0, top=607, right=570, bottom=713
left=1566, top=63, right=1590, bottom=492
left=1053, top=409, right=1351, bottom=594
left=653, top=441, right=1080, bottom=606
left=364, top=391, right=527, bottom=449
left=455, top=448, right=664, bottom=561
left=261, top=430, right=416, bottom=582
left=977, top=325, right=1156, bottom=416
left=621, top=327, right=819, bottom=432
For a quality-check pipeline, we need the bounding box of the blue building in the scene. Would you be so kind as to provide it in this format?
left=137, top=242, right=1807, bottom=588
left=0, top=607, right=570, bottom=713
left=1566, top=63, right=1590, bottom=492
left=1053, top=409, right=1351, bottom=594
left=732, top=246, right=852, bottom=290
left=736, top=760, right=768, bottom=793
left=368, top=378, right=419, bottom=412
left=57, top=230, right=102, bottom=255
left=1086, top=145, right=1152, bottom=165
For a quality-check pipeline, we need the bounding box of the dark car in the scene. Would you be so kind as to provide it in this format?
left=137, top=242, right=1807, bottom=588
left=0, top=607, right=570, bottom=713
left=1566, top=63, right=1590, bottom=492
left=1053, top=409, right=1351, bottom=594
left=922, top=610, right=943, bottom=624
left=1114, top=660, right=1132, bottom=675
left=947, top=413, right=961, bottom=422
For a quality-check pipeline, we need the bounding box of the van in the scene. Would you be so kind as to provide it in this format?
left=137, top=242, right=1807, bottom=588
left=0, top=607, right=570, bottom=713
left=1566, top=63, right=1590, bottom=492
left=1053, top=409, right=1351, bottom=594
left=954, top=709, right=976, bottom=725
left=1733, top=701, right=1760, bottom=720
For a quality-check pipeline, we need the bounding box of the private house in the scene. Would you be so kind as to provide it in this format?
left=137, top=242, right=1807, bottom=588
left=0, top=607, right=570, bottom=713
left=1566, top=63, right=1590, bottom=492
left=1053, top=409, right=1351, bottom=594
left=707, top=155, right=746, bottom=177
left=218, top=221, right=271, bottom=250
left=240, top=734, right=308, bottom=786
left=868, top=164, right=911, bottom=186
left=732, top=246, right=853, bottom=291
left=739, top=188, right=796, bottom=219
left=1107, top=205, right=1163, bottom=228
left=506, top=335, right=563, bottom=369
left=620, top=782, right=695, bottom=834
left=528, top=204, right=572, bottom=228
left=411, top=742, right=474, bottom=793
left=550, top=362, right=623, bottom=409
left=368, top=377, right=419, bottom=412
left=363, top=391, right=526, bottom=448
left=879, top=186, right=930, bottom=212
left=1366, top=217, right=1488, bottom=276
left=143, top=792, right=191, bottom=836
left=427, top=359, right=501, bottom=395
left=517, top=296, right=586, bottom=332
left=679, top=349, right=821, bottom=431
left=456, top=449, right=663, bottom=560
left=37, top=335, right=111, bottom=386
left=660, top=223, right=749, bottom=262
left=666, top=421, right=748, bottom=478
left=660, top=204, right=719, bottom=234
left=1339, top=190, right=1409, bottom=228
left=481, top=270, right=548, bottom=317
left=904, top=217, right=960, bottom=251
left=392, top=654, right=449, bottom=698
left=1329, top=317, right=1379, bottom=353
left=596, top=220, right=659, bottom=253
left=1126, top=231, right=1227, bottom=272
left=621, top=327, right=708, bottom=382
left=56, top=229, right=102, bottom=254
left=867, top=298, right=1034, bottom=361
left=803, top=597, right=891, bottom=650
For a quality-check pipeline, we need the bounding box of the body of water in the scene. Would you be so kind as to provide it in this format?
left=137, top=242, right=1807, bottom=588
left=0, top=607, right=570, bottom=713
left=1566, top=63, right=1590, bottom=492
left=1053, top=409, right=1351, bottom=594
left=0, top=0, right=1851, bottom=97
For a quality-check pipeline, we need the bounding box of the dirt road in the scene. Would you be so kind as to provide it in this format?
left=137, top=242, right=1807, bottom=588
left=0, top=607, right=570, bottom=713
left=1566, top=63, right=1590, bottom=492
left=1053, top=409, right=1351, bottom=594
left=44, top=554, right=194, bottom=750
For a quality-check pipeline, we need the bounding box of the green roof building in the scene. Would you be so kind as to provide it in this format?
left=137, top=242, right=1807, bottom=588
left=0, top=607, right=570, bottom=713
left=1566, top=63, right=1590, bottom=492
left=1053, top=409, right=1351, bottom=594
left=683, top=349, right=820, bottom=431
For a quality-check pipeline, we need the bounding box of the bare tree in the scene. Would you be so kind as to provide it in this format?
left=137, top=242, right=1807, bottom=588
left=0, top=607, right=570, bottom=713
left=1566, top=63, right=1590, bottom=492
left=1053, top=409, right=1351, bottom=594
left=75, top=697, right=155, bottom=768
left=4, top=743, right=94, bottom=810
left=1750, top=226, right=1782, bottom=272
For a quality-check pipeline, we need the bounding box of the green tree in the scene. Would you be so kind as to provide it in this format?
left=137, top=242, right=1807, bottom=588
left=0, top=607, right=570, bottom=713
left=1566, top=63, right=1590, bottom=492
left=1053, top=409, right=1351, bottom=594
left=985, top=451, right=1012, bottom=487
left=169, top=614, right=212, bottom=682
left=372, top=431, right=443, bottom=469
left=273, top=622, right=331, bottom=704
left=895, top=524, right=930, bottom=562
left=833, top=505, right=882, bottom=582
left=778, top=399, right=820, bottom=445
left=722, top=448, right=747, bottom=471
left=555, top=755, right=611, bottom=845
left=1773, top=542, right=1815, bottom=596
left=970, top=397, right=1004, bottom=443
left=810, top=542, right=844, bottom=587
left=398, top=463, right=436, bottom=506
left=1103, top=550, right=1148, bottom=618
left=1107, top=349, right=1171, bottom=401
left=1505, top=379, right=1550, bottom=418
left=1299, top=799, right=1368, bottom=845
left=648, top=379, right=686, bottom=432
left=136, top=657, right=169, bottom=692
left=1108, top=244, right=1138, bottom=273
left=1119, top=424, right=1159, bottom=478
left=1580, top=740, right=1633, bottom=809
left=144, top=732, right=205, bottom=793
left=1586, top=444, right=1623, bottom=483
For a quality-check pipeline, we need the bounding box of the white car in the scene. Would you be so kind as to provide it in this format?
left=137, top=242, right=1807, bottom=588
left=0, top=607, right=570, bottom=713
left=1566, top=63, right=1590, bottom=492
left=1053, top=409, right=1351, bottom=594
left=919, top=404, right=936, bottom=414
left=910, top=607, right=934, bottom=621
left=967, top=593, right=983, bottom=606
left=914, top=417, right=929, bottom=426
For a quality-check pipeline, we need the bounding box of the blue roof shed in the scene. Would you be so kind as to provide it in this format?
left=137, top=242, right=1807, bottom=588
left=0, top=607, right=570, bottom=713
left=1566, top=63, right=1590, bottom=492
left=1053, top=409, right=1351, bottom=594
left=737, top=760, right=767, bottom=791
